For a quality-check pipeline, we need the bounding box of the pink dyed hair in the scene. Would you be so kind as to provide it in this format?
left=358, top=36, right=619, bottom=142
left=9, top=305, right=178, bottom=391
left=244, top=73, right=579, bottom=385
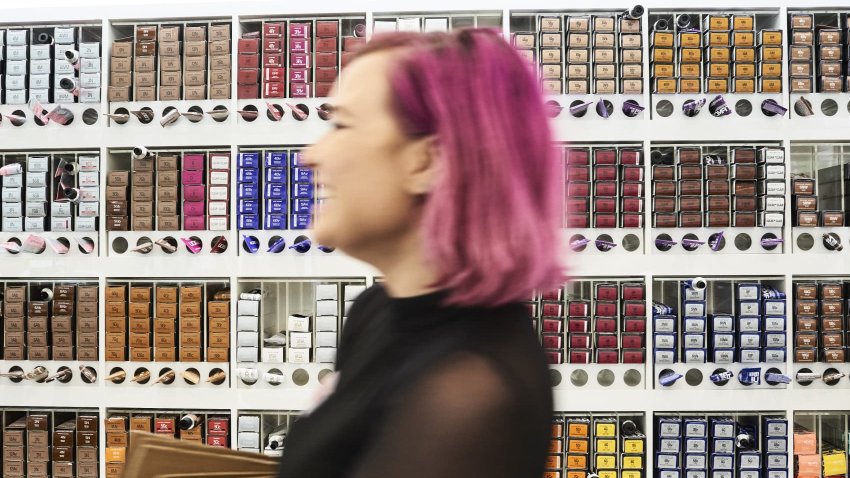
left=353, top=28, right=565, bottom=306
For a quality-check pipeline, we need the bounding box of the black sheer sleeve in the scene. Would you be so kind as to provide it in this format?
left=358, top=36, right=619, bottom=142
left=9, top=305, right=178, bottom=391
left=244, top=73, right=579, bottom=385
left=348, top=351, right=542, bottom=478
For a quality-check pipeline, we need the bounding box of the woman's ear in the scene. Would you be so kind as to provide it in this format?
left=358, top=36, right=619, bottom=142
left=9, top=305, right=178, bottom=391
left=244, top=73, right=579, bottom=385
left=402, top=135, right=440, bottom=195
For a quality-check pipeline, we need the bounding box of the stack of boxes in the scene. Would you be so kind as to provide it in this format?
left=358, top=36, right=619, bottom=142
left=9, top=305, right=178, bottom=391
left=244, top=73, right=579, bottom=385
left=793, top=426, right=819, bottom=478
left=208, top=290, right=230, bottom=363
left=1, top=27, right=100, bottom=105
left=547, top=415, right=645, bottom=478
left=681, top=282, right=709, bottom=364
left=652, top=145, right=785, bottom=229
left=133, top=26, right=158, bottom=102
left=156, top=152, right=179, bottom=231
left=735, top=282, right=787, bottom=365
left=314, top=284, right=339, bottom=364
left=260, top=22, right=285, bottom=99
left=565, top=146, right=643, bottom=229
left=0, top=283, right=97, bottom=360
left=237, top=149, right=316, bottom=232
left=792, top=173, right=843, bottom=228
left=51, top=155, right=101, bottom=234
left=181, top=153, right=206, bottom=230
left=794, top=281, right=846, bottom=363
left=237, top=32, right=261, bottom=99
left=208, top=152, right=230, bottom=231
left=657, top=415, right=787, bottom=478
left=1, top=160, right=24, bottom=232
left=104, top=285, right=126, bottom=361
left=237, top=291, right=260, bottom=363
left=237, top=415, right=261, bottom=453
left=172, top=284, right=201, bottom=362
left=24, top=156, right=49, bottom=233
left=105, top=415, right=129, bottom=477
left=789, top=14, right=845, bottom=93
left=26, top=414, right=50, bottom=477
left=239, top=18, right=363, bottom=100
left=109, top=39, right=133, bottom=102
left=129, top=285, right=152, bottom=362
left=2, top=285, right=24, bottom=359
left=541, top=288, right=564, bottom=365
left=109, top=23, right=230, bottom=102
left=237, top=151, right=261, bottom=230
left=154, top=285, right=177, bottom=362
left=290, top=150, right=313, bottom=230
left=288, top=22, right=313, bottom=98
left=106, top=168, right=129, bottom=232
left=287, top=308, right=312, bottom=364
left=207, top=415, right=230, bottom=447
left=650, top=20, right=692, bottom=95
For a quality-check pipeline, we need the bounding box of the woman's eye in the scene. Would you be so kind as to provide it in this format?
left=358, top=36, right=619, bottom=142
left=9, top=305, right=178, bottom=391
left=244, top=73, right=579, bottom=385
left=332, top=123, right=347, bottom=130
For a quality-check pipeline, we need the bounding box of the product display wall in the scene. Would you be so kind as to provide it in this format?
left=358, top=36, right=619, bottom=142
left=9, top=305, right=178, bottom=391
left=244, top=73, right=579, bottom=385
left=1, top=1, right=850, bottom=478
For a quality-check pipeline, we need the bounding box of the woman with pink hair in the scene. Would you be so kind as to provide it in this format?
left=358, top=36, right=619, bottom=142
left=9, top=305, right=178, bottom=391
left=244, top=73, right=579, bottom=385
left=281, top=27, right=565, bottom=477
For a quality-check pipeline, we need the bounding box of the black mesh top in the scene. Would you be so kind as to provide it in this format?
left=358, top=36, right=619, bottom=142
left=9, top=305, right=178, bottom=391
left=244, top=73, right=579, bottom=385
left=278, top=283, right=553, bottom=478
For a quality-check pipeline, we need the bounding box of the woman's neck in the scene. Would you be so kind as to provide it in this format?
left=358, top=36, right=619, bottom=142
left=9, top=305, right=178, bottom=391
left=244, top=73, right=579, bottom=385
left=362, top=229, right=440, bottom=299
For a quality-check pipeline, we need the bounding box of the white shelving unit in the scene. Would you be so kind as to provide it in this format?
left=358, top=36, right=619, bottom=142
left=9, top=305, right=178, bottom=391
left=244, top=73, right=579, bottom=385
left=3, top=1, right=850, bottom=476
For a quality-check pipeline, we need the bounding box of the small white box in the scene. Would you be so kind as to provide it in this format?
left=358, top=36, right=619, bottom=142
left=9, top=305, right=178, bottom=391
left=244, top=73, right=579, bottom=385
left=7, top=60, right=27, bottom=76
left=30, top=44, right=50, bottom=60
left=316, top=347, right=337, bottom=363
left=237, top=299, right=260, bottom=316
left=24, top=216, right=45, bottom=231
left=74, top=216, right=97, bottom=231
left=80, top=58, right=100, bottom=73
left=51, top=217, right=72, bottom=231
left=52, top=201, right=72, bottom=217
left=80, top=72, right=100, bottom=88
left=54, top=89, right=75, bottom=103
left=424, top=18, right=449, bottom=32
left=6, top=45, right=27, bottom=61
left=25, top=173, right=46, bottom=188
left=2, top=203, right=22, bottom=217
left=238, top=415, right=260, bottom=432
left=209, top=171, right=229, bottom=185
left=287, top=347, right=310, bottom=364
left=208, top=201, right=228, bottom=216
left=316, top=331, right=337, bottom=347
left=2, top=217, right=23, bottom=232
left=79, top=186, right=99, bottom=202
left=54, top=43, right=74, bottom=59
left=237, top=315, right=259, bottom=331
left=315, top=315, right=338, bottom=332
left=316, top=300, right=338, bottom=316
left=78, top=155, right=99, bottom=171
left=30, top=59, right=51, bottom=75
left=54, top=59, right=74, bottom=75
left=78, top=171, right=99, bottom=187
left=739, top=317, right=760, bottom=332
left=209, top=186, right=228, bottom=200
left=287, top=314, right=311, bottom=332
left=78, top=202, right=98, bottom=217
left=30, top=89, right=50, bottom=103
left=237, top=346, right=258, bottom=362
left=6, top=75, right=25, bottom=90
left=373, top=20, right=397, bottom=33
left=0, top=30, right=5, bottom=46
left=5, top=89, right=26, bottom=105
left=344, top=284, right=366, bottom=300
left=4, top=174, right=24, bottom=188
left=237, top=331, right=259, bottom=347
left=397, top=17, right=421, bottom=32
left=210, top=154, right=230, bottom=170
left=209, top=216, right=228, bottom=231
left=763, top=164, right=785, bottom=180
left=289, top=332, right=312, bottom=348
left=315, top=284, right=338, bottom=301
left=79, top=42, right=100, bottom=58
left=2, top=187, right=22, bottom=202
left=25, top=201, right=46, bottom=217
left=237, top=432, right=260, bottom=448
left=7, top=30, right=27, bottom=46
left=26, top=187, right=47, bottom=202
left=54, top=27, right=75, bottom=44
left=28, top=156, right=49, bottom=172
left=261, top=346, right=284, bottom=363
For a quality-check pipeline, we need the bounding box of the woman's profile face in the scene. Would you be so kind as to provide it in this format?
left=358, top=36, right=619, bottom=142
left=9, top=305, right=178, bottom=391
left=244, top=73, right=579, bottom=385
left=305, top=51, right=433, bottom=259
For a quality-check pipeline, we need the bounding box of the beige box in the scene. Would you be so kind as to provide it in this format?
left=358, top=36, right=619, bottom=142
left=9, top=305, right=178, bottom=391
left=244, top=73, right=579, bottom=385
left=135, top=56, right=155, bottom=72
left=159, top=85, right=180, bottom=101
left=111, top=56, right=132, bottom=72
left=135, top=86, right=156, bottom=101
